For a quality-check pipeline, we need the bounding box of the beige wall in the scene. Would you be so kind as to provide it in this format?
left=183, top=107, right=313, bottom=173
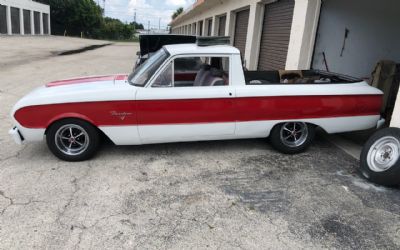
left=286, top=0, right=321, bottom=70
left=391, top=91, right=400, bottom=128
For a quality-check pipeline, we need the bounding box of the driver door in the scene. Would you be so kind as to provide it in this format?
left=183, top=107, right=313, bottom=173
left=136, top=55, right=235, bottom=144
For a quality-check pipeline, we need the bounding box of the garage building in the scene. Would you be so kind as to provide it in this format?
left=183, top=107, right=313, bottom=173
left=0, top=0, right=50, bottom=35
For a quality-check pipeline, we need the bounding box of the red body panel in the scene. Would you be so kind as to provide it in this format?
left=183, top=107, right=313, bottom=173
left=235, top=95, right=381, bottom=121
left=14, top=94, right=382, bottom=129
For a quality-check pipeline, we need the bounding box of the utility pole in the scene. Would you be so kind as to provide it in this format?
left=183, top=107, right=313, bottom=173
left=159, top=18, right=161, bottom=30
left=148, top=21, right=150, bottom=34
left=103, top=0, right=106, bottom=16
left=134, top=9, right=136, bottom=24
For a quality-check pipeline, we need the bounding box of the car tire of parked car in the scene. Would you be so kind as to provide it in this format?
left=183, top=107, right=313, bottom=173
left=269, top=122, right=315, bottom=154
left=46, top=119, right=100, bottom=162
left=360, top=127, right=400, bottom=186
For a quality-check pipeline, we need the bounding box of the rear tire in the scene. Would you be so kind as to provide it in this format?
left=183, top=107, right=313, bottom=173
left=269, top=122, right=315, bottom=154
left=46, top=119, right=100, bottom=162
left=360, top=128, right=400, bottom=186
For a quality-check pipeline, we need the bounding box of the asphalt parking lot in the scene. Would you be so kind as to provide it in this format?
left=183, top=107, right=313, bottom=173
left=0, top=37, right=399, bottom=249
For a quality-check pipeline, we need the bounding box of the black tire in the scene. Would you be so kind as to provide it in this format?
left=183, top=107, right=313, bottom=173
left=269, top=122, right=315, bottom=154
left=360, top=127, right=400, bottom=186
left=46, top=118, right=100, bottom=162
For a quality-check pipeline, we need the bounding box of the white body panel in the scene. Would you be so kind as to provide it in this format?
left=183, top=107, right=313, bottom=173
left=99, top=126, right=141, bottom=145
left=236, top=81, right=381, bottom=97
left=138, top=123, right=237, bottom=144
left=11, top=77, right=136, bottom=113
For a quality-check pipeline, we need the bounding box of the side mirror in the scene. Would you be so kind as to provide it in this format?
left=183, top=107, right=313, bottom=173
left=136, top=51, right=140, bottom=56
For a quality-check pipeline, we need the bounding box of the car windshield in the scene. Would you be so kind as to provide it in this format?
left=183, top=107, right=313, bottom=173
left=128, top=48, right=169, bottom=87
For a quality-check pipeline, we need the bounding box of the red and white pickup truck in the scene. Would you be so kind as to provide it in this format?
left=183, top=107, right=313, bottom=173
left=9, top=41, right=384, bottom=161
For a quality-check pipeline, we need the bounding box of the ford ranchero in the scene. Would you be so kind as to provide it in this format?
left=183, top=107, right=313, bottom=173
left=9, top=39, right=384, bottom=161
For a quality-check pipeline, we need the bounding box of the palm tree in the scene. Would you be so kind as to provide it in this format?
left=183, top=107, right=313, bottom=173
left=172, top=7, right=184, bottom=20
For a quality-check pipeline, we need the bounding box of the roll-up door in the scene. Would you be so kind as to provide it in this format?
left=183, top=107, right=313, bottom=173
left=0, top=5, right=6, bottom=34
left=23, top=10, right=31, bottom=34
left=218, top=15, right=226, bottom=36
left=34, top=11, right=40, bottom=34
left=207, top=19, right=212, bottom=36
left=199, top=20, right=203, bottom=36
left=43, top=13, right=49, bottom=34
left=233, top=9, right=250, bottom=59
left=258, top=0, right=295, bottom=70
left=192, top=23, right=196, bottom=35
left=11, top=7, right=20, bottom=34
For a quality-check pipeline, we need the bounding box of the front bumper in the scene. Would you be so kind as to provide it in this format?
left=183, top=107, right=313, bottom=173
left=9, top=126, right=24, bottom=145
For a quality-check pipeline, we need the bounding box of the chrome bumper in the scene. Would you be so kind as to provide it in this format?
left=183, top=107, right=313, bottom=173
left=376, top=118, right=386, bottom=129
left=9, top=126, right=24, bottom=145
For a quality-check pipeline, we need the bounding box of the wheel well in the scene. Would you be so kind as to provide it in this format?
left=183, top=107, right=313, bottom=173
left=45, top=118, right=113, bottom=144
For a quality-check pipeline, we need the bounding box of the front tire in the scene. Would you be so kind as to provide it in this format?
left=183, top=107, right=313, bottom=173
left=269, top=122, right=315, bottom=154
left=360, top=128, right=400, bottom=186
left=46, top=119, right=100, bottom=161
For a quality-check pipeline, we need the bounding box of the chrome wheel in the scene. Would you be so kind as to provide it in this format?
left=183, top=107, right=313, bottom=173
left=367, top=136, right=400, bottom=172
left=280, top=122, right=309, bottom=148
left=55, top=124, right=90, bottom=156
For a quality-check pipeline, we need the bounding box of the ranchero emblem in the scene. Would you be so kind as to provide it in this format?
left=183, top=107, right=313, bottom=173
left=110, top=111, right=132, bottom=121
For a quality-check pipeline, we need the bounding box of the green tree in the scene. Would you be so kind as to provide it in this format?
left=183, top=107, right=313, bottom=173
left=34, top=0, right=142, bottom=40
left=130, top=21, right=144, bottom=30
left=171, top=7, right=183, bottom=20
left=101, top=17, right=135, bottom=40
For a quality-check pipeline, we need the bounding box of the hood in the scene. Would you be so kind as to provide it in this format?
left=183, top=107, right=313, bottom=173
left=139, top=34, right=196, bottom=56
left=12, top=74, right=132, bottom=114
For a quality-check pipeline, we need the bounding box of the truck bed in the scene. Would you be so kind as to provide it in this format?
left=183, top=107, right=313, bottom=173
left=244, top=70, right=362, bottom=85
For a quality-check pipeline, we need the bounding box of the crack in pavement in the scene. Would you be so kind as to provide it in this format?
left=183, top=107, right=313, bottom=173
left=55, top=162, right=93, bottom=227
left=0, top=189, right=45, bottom=215
left=0, top=144, right=29, bottom=163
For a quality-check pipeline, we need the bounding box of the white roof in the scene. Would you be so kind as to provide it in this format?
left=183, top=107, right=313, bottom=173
left=164, top=44, right=240, bottom=56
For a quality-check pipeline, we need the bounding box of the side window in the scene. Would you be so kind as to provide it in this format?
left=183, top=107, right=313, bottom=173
left=173, top=56, right=230, bottom=87
left=174, top=57, right=202, bottom=72
left=152, top=61, right=173, bottom=88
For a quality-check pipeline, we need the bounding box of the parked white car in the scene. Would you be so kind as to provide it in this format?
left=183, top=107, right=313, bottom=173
left=9, top=40, right=384, bottom=161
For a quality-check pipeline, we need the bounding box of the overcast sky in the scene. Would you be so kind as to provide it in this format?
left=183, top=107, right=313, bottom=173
left=103, top=0, right=195, bottom=30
